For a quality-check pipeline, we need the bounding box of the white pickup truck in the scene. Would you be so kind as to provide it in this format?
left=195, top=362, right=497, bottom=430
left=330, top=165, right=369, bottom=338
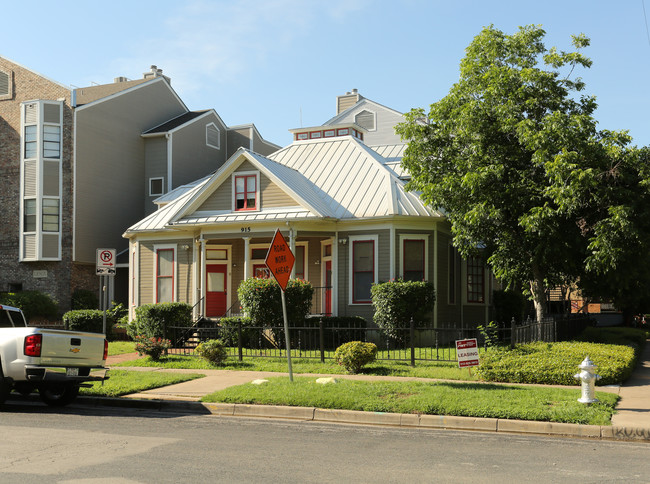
left=0, top=304, right=109, bottom=407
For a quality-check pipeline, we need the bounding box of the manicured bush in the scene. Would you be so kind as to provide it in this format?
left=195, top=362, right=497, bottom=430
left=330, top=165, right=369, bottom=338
left=371, top=280, right=435, bottom=341
left=134, top=335, right=171, bottom=361
left=0, top=290, right=59, bottom=321
left=195, top=339, right=228, bottom=366
left=334, top=341, right=378, bottom=374
left=71, top=289, right=98, bottom=310
left=237, top=278, right=314, bottom=326
left=63, top=309, right=112, bottom=336
left=127, top=302, right=192, bottom=339
left=476, top=341, right=637, bottom=385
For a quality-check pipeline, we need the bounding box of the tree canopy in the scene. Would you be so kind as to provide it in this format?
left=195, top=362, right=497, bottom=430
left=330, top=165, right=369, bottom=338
left=396, top=25, right=646, bottom=320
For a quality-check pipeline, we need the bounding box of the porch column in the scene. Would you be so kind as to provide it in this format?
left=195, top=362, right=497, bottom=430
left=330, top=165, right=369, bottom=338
left=243, top=237, right=251, bottom=279
left=389, top=226, right=396, bottom=280
left=289, top=228, right=296, bottom=278
left=433, top=224, right=438, bottom=328
left=199, top=237, right=206, bottom=318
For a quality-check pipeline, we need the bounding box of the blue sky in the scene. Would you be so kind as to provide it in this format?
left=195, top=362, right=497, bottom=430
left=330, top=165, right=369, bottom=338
left=5, top=1, right=650, bottom=147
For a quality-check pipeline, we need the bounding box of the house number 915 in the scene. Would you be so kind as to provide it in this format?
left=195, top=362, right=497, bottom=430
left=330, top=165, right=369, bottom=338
left=240, top=227, right=251, bottom=233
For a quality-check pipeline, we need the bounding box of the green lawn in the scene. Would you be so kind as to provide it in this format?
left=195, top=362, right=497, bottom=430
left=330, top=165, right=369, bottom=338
left=79, top=370, right=204, bottom=397
left=112, top=353, right=480, bottom=381
left=202, top=376, right=619, bottom=426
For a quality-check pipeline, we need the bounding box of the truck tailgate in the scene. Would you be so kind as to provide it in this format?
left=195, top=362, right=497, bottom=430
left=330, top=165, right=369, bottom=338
left=38, top=329, right=106, bottom=367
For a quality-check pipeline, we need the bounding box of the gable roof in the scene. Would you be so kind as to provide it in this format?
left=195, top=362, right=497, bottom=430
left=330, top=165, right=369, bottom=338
left=124, top=136, right=440, bottom=236
left=323, top=97, right=404, bottom=127
left=142, top=110, right=212, bottom=135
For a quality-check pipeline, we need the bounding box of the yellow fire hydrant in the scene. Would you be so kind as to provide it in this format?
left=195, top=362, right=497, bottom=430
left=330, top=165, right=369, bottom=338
left=574, top=356, right=601, bottom=404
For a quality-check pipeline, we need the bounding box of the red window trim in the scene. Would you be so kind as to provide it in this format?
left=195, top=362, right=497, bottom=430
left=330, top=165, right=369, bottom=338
left=155, top=248, right=174, bottom=303
left=235, top=174, right=257, bottom=211
left=352, top=239, right=374, bottom=304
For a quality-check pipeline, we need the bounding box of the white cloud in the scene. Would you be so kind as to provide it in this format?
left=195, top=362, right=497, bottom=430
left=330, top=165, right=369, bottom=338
left=111, top=0, right=367, bottom=98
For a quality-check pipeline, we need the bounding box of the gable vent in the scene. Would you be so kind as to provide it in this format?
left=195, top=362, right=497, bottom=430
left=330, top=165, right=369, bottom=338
left=355, top=110, right=375, bottom=131
left=0, top=70, right=9, bottom=96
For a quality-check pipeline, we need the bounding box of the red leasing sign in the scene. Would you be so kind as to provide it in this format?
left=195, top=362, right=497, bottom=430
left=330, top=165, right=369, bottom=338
left=456, top=338, right=480, bottom=368
left=265, top=229, right=295, bottom=291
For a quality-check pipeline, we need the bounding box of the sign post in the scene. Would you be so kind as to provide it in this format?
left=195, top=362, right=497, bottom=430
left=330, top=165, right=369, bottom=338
left=96, top=248, right=116, bottom=335
left=455, top=338, right=480, bottom=375
left=265, top=229, right=296, bottom=381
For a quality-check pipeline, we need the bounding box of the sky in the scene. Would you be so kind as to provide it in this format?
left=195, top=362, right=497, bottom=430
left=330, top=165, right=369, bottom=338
left=4, top=0, right=650, bottom=148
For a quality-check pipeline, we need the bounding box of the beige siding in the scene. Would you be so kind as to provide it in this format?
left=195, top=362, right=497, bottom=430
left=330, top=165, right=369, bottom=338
left=260, top=173, right=295, bottom=208
left=197, top=181, right=231, bottom=211
left=140, top=243, right=154, bottom=304
left=138, top=240, right=194, bottom=305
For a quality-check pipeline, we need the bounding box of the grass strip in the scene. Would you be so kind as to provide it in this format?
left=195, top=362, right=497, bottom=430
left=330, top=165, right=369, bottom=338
left=79, top=370, right=204, bottom=397
left=112, top=354, right=478, bottom=381
left=202, top=377, right=619, bottom=426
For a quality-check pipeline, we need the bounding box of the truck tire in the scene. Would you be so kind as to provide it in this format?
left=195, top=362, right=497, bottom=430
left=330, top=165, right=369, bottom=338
left=39, top=383, right=79, bottom=407
left=0, top=366, right=10, bottom=404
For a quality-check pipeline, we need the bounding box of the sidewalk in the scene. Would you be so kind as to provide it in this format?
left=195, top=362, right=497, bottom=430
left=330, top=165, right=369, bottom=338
left=101, top=343, right=650, bottom=442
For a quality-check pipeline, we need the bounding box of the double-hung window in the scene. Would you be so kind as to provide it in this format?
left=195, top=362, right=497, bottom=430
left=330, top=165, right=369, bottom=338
left=234, top=174, right=257, bottom=211
left=155, top=247, right=175, bottom=303
left=350, top=236, right=378, bottom=304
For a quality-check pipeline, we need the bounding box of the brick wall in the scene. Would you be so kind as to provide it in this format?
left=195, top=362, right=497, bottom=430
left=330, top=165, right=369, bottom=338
left=0, top=57, right=79, bottom=313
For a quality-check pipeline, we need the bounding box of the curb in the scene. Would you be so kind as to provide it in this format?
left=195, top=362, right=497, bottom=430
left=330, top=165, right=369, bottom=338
left=76, top=396, right=650, bottom=443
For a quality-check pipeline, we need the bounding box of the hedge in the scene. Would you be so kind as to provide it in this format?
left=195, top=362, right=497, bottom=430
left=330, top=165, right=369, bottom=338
left=127, top=302, right=193, bottom=339
left=0, top=291, right=59, bottom=321
left=63, top=309, right=111, bottom=336
left=477, top=340, right=638, bottom=385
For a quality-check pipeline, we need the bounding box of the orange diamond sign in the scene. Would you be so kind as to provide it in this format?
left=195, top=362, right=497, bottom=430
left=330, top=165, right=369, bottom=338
left=265, top=229, right=295, bottom=291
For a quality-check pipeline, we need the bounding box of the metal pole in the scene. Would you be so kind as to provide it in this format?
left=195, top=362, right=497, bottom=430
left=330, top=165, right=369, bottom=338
left=281, top=290, right=293, bottom=381
left=102, top=275, right=108, bottom=335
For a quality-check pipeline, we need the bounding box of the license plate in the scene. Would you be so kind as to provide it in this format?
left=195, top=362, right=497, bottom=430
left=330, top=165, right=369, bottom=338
left=66, top=368, right=79, bottom=377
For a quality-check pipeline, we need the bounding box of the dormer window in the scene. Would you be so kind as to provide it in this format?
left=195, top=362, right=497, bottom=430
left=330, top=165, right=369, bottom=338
left=234, top=172, right=258, bottom=211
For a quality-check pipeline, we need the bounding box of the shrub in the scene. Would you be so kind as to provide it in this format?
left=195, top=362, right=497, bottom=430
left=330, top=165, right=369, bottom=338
left=371, top=280, right=435, bottom=341
left=63, top=309, right=112, bottom=336
left=237, top=278, right=314, bottom=327
left=476, top=341, right=637, bottom=385
left=0, top=291, right=59, bottom=321
left=334, top=341, right=378, bottom=374
left=195, top=339, right=228, bottom=366
left=477, top=321, right=500, bottom=349
left=127, top=302, right=192, bottom=339
left=71, top=289, right=98, bottom=310
left=134, top=335, right=171, bottom=361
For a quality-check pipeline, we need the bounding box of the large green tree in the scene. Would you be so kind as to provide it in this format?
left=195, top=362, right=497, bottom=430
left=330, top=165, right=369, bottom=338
left=396, top=25, right=635, bottom=321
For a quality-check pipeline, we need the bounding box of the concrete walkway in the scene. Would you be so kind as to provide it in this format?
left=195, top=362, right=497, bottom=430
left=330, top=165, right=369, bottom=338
left=102, top=342, right=650, bottom=442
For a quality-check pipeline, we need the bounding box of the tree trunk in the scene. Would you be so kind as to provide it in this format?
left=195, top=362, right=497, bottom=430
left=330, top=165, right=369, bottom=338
left=529, top=264, right=546, bottom=322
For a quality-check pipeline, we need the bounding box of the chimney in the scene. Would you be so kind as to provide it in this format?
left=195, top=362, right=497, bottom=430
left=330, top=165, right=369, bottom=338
left=143, top=65, right=171, bottom=84
left=114, top=76, right=129, bottom=83
left=336, top=89, right=362, bottom=115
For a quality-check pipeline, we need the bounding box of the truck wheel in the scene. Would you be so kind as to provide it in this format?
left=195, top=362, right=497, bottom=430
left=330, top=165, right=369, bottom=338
left=39, top=384, right=79, bottom=407
left=0, top=367, right=10, bottom=404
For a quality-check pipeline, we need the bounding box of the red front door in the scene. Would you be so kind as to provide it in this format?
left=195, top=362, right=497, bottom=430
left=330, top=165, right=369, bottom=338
left=206, top=264, right=227, bottom=317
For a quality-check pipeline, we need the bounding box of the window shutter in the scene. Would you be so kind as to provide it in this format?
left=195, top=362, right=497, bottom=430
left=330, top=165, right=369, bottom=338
left=0, top=71, right=9, bottom=96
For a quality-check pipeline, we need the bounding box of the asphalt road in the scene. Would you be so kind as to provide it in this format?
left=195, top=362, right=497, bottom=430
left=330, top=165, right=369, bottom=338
left=0, top=401, right=648, bottom=483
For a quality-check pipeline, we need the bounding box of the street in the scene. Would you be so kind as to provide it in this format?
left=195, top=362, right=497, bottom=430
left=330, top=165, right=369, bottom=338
left=0, top=401, right=648, bottom=483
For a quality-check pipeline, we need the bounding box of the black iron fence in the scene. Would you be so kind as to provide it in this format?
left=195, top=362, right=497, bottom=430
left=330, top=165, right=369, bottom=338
left=164, top=314, right=592, bottom=365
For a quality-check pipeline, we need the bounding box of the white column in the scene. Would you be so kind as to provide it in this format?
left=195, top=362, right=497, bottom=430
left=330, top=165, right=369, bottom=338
left=199, top=237, right=206, bottom=317
left=243, top=237, right=251, bottom=279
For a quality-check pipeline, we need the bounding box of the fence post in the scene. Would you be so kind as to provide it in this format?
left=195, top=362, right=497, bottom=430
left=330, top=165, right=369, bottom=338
left=410, top=317, right=415, bottom=367
left=237, top=320, right=243, bottom=361
left=319, top=319, right=325, bottom=363
left=510, top=317, right=516, bottom=349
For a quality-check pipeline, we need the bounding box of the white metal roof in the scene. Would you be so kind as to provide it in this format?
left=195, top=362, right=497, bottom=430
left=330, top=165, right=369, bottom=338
left=124, top=136, right=441, bottom=236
